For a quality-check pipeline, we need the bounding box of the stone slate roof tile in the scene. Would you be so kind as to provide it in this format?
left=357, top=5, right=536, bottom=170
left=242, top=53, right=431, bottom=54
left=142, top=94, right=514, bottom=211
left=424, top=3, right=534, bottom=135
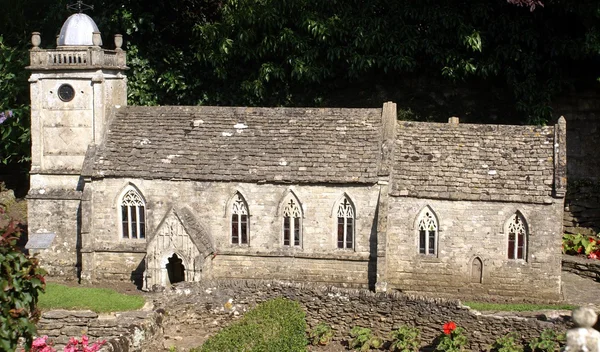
left=92, top=106, right=383, bottom=184
left=391, top=121, right=555, bottom=204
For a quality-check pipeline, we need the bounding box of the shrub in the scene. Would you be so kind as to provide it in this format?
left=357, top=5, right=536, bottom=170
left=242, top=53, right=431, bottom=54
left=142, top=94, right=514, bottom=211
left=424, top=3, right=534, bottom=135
left=489, top=332, right=524, bottom=352
left=349, top=326, right=384, bottom=351
left=389, top=326, right=421, bottom=352
left=196, top=297, right=307, bottom=352
left=436, top=322, right=468, bottom=352
left=562, top=234, right=600, bottom=259
left=0, top=208, right=46, bottom=352
left=309, top=322, right=334, bottom=346
left=528, top=329, right=565, bottom=352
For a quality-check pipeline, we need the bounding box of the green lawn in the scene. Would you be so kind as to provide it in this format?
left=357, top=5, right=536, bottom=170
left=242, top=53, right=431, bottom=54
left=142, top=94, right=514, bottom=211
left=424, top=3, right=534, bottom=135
left=38, top=282, right=145, bottom=313
left=463, top=301, right=576, bottom=312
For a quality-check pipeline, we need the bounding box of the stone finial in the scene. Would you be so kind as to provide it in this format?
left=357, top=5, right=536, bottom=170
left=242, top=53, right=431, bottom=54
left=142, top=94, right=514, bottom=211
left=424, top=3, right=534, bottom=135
left=448, top=116, right=460, bottom=124
left=563, top=307, right=600, bottom=352
left=31, top=32, right=41, bottom=48
left=92, top=31, right=101, bottom=47
left=573, top=307, right=598, bottom=328
left=56, top=35, right=60, bottom=46
left=114, top=34, right=123, bottom=50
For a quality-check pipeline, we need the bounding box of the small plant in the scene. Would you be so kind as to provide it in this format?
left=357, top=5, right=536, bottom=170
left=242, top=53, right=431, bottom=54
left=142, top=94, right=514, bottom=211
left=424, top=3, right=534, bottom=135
left=389, top=325, right=421, bottom=352
left=349, top=326, right=384, bottom=351
left=562, top=234, right=600, bottom=259
left=309, top=322, right=334, bottom=346
left=489, top=332, right=524, bottom=352
left=528, top=329, right=565, bottom=352
left=436, top=322, right=468, bottom=352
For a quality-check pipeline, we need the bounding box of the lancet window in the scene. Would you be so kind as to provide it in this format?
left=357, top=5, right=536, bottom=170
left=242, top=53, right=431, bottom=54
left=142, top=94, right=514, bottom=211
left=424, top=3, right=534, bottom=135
left=120, top=189, right=146, bottom=239
left=337, top=198, right=355, bottom=249
left=231, top=193, right=249, bottom=245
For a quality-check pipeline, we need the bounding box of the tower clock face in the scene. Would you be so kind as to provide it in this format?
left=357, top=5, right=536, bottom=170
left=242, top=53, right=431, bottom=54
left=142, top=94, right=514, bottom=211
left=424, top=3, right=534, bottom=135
left=57, top=84, right=75, bottom=102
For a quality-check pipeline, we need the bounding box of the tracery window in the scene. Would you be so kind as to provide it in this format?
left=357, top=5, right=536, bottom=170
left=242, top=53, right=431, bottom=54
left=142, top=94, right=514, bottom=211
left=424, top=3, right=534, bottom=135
left=120, top=189, right=145, bottom=239
left=231, top=193, right=249, bottom=245
left=337, top=198, right=355, bottom=249
left=507, top=212, right=527, bottom=260
left=417, top=208, right=438, bottom=255
left=283, top=198, right=302, bottom=246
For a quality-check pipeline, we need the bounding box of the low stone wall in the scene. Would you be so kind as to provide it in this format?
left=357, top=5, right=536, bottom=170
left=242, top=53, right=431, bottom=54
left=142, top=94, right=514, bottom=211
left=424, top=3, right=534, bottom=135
left=562, top=255, right=600, bottom=281
left=36, top=308, right=163, bottom=352
left=154, top=280, right=572, bottom=351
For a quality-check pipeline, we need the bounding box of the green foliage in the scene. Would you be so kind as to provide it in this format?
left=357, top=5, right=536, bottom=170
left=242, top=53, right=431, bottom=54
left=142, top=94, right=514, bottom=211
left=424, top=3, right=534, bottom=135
left=436, top=326, right=468, bottom=352
left=38, top=282, right=145, bottom=313
left=389, top=326, right=421, bottom=352
left=463, top=302, right=576, bottom=312
left=349, top=326, right=384, bottom=351
left=3, top=0, right=600, bottom=166
left=0, top=209, right=46, bottom=352
left=309, top=322, right=334, bottom=346
left=196, top=297, right=307, bottom=352
left=562, top=234, right=600, bottom=258
left=489, top=332, right=524, bottom=352
left=0, top=36, right=30, bottom=165
left=528, top=329, right=565, bottom=352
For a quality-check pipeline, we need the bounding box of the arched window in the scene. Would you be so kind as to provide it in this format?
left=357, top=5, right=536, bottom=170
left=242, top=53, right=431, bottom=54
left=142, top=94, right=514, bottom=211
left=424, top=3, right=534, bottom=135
left=231, top=193, right=249, bottom=245
left=417, top=208, right=438, bottom=255
left=283, top=198, right=302, bottom=246
left=337, top=198, right=355, bottom=249
left=507, top=212, right=527, bottom=260
left=120, top=189, right=145, bottom=239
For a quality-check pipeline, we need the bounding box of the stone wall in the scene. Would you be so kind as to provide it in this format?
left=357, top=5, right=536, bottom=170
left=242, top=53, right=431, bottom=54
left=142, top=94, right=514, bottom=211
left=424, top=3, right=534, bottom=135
left=385, top=198, right=563, bottom=300
left=562, top=255, right=600, bottom=281
left=555, top=94, right=600, bottom=236
left=27, top=194, right=81, bottom=280
left=155, top=280, right=572, bottom=351
left=36, top=309, right=162, bottom=352
left=563, top=181, right=600, bottom=235
left=81, top=179, right=380, bottom=286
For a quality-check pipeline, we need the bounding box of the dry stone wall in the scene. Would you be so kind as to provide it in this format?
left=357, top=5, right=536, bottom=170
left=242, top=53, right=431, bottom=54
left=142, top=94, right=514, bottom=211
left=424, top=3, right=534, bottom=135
left=154, top=280, right=572, bottom=351
left=562, top=255, right=600, bottom=281
left=564, top=182, right=600, bottom=235
left=36, top=309, right=162, bottom=352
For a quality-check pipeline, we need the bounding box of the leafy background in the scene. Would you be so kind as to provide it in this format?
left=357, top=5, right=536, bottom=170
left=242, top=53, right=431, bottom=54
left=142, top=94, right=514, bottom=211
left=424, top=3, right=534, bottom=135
left=1, top=0, right=600, bottom=168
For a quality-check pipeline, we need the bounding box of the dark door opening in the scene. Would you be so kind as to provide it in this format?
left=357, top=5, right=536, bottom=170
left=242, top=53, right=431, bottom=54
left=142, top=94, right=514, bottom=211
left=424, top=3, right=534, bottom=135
left=166, top=253, right=185, bottom=284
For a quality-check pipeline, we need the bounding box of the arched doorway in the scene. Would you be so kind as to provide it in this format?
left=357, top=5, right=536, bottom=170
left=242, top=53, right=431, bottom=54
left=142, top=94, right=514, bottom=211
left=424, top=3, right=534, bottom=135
left=166, top=253, right=185, bottom=284
left=471, top=257, right=483, bottom=284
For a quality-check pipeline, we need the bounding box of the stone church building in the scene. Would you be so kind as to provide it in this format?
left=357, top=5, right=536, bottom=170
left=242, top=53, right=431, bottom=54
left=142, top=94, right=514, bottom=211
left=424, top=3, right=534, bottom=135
left=26, top=13, right=567, bottom=300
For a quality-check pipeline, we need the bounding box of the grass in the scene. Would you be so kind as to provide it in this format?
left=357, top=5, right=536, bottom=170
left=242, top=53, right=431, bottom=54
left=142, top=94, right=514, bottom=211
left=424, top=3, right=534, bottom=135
left=463, top=301, right=576, bottom=312
left=37, top=282, right=145, bottom=313
left=193, top=297, right=308, bottom=352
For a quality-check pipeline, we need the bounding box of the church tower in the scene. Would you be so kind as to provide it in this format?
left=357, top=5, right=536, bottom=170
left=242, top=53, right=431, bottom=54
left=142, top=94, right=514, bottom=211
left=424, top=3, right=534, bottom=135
left=26, top=6, right=127, bottom=278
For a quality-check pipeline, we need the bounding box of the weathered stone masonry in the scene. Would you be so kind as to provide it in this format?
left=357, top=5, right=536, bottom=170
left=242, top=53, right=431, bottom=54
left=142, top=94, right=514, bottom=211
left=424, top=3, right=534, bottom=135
left=26, top=13, right=568, bottom=301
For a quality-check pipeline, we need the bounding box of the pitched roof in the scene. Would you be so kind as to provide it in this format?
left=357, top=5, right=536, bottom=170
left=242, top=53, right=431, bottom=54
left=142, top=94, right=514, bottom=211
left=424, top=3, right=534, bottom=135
left=91, top=106, right=383, bottom=184
left=391, top=122, right=556, bottom=204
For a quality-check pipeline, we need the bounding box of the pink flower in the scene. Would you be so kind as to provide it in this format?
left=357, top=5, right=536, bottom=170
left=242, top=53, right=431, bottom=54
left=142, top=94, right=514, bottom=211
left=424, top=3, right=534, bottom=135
left=589, top=252, right=598, bottom=260
left=32, top=336, right=48, bottom=348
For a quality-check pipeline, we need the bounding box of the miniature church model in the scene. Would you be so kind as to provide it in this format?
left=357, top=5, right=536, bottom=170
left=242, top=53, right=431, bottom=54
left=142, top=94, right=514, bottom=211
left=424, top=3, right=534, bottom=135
left=26, top=10, right=567, bottom=300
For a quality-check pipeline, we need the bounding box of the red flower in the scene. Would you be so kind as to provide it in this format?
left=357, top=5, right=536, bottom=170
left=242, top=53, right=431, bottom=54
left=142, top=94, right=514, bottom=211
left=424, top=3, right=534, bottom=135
left=443, top=321, right=457, bottom=335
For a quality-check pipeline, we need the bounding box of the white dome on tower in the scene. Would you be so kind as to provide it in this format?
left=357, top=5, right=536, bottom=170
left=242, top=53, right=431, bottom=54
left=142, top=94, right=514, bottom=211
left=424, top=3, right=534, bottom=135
left=57, top=13, right=102, bottom=46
